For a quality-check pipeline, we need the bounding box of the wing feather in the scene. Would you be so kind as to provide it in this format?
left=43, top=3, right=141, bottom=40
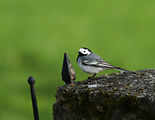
left=82, top=59, right=114, bottom=68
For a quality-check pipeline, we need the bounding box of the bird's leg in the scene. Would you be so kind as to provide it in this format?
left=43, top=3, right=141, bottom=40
left=88, top=73, right=96, bottom=79
left=92, top=73, right=96, bottom=78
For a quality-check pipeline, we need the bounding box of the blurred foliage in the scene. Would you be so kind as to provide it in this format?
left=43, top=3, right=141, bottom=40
left=0, top=0, right=155, bottom=120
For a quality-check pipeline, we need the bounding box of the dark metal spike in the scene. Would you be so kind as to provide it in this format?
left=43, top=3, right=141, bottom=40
left=28, top=76, right=39, bottom=120
left=61, top=53, right=76, bottom=84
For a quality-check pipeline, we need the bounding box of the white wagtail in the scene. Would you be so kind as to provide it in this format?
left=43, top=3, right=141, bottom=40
left=77, top=47, right=130, bottom=78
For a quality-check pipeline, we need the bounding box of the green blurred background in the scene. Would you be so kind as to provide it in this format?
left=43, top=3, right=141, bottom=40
left=0, top=0, right=155, bottom=120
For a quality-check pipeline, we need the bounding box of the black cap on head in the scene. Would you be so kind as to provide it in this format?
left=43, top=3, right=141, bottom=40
left=77, top=47, right=92, bottom=62
left=81, top=47, right=92, bottom=53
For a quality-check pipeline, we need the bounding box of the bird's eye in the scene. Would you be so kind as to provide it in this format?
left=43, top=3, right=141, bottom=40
left=84, top=51, right=85, bottom=53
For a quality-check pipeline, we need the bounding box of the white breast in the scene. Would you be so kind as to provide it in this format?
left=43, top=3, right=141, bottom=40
left=78, top=59, right=103, bottom=74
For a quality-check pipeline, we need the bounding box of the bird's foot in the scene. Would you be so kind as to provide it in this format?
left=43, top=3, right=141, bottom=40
left=88, top=76, right=93, bottom=79
left=88, top=73, right=96, bottom=79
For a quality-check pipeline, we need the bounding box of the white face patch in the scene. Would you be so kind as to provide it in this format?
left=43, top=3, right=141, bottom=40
left=79, top=48, right=91, bottom=55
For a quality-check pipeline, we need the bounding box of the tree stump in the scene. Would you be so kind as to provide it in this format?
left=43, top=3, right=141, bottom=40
left=53, top=69, right=155, bottom=120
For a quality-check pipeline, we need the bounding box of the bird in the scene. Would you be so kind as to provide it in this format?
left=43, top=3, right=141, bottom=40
left=77, top=47, right=130, bottom=78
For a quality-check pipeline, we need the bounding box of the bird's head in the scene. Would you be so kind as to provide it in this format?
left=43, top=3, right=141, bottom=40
left=78, top=47, right=92, bottom=56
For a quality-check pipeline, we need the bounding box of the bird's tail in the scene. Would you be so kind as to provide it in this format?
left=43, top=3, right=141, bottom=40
left=113, top=67, right=130, bottom=72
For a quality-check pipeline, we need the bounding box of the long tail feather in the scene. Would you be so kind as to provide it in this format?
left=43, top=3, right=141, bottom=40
left=114, top=67, right=130, bottom=72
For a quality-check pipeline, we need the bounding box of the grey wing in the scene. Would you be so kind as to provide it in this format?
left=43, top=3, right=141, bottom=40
left=82, top=55, right=114, bottom=69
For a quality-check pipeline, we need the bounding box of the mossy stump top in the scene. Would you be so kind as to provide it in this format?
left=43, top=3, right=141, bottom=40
left=53, top=69, right=155, bottom=120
